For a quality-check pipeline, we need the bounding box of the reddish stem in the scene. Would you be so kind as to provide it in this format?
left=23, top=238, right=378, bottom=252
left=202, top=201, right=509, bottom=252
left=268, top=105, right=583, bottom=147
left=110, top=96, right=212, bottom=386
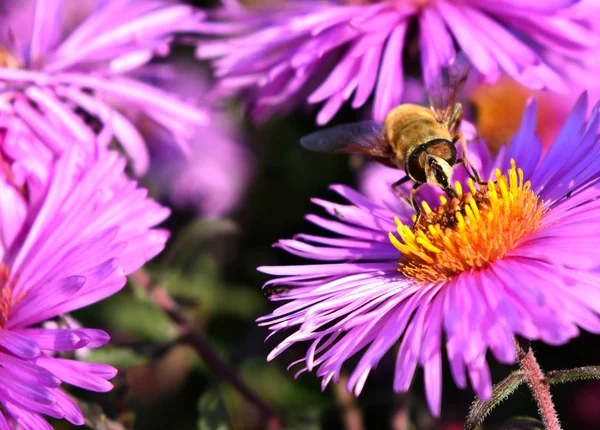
left=516, top=339, right=561, bottom=430
left=335, top=376, right=364, bottom=430
left=131, top=270, right=284, bottom=429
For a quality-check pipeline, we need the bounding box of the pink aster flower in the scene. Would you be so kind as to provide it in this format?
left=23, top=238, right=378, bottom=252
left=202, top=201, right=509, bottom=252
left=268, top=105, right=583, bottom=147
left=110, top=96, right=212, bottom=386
left=143, top=61, right=254, bottom=218
left=0, top=147, right=169, bottom=428
left=258, top=93, right=600, bottom=416
left=150, top=122, right=253, bottom=217
left=195, top=0, right=596, bottom=124
left=0, top=0, right=206, bottom=176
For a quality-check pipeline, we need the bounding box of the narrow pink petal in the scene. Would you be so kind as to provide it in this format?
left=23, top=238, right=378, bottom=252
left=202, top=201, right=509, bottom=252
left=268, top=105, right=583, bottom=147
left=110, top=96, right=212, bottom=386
left=419, top=6, right=455, bottom=87
left=0, top=330, right=40, bottom=359
left=373, top=22, right=407, bottom=122
left=0, top=352, right=59, bottom=388
left=436, top=2, right=500, bottom=80
left=24, top=87, right=94, bottom=142
left=37, top=357, right=116, bottom=393
left=8, top=276, right=86, bottom=329
left=54, top=390, right=84, bottom=426
left=0, top=176, right=27, bottom=256
left=0, top=367, right=56, bottom=406
left=467, top=361, right=492, bottom=401
left=4, top=401, right=52, bottom=430
left=12, top=99, right=66, bottom=155
left=14, top=329, right=89, bottom=351
left=0, top=411, right=9, bottom=430
left=29, top=0, right=65, bottom=61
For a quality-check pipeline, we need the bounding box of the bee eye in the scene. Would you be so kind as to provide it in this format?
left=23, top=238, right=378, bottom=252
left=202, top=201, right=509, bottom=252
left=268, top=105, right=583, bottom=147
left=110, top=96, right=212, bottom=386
left=406, top=147, right=428, bottom=183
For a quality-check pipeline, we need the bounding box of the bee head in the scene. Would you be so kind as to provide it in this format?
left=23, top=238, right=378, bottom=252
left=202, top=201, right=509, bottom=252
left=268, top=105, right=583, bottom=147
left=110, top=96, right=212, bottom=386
left=425, top=154, right=454, bottom=194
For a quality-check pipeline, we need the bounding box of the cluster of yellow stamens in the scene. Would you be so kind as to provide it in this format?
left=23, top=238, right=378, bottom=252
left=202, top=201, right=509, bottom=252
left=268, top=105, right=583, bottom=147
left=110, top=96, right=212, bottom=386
left=389, top=160, right=545, bottom=284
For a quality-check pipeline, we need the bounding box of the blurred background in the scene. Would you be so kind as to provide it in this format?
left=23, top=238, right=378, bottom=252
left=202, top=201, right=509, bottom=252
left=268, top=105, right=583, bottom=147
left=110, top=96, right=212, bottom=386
left=57, top=1, right=600, bottom=429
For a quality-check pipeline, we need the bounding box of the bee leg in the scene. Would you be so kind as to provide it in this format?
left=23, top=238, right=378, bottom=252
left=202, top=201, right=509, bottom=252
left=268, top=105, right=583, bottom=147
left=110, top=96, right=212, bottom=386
left=444, top=186, right=458, bottom=200
left=392, top=176, right=410, bottom=188
left=453, top=134, right=487, bottom=186
left=392, top=176, right=411, bottom=205
left=457, top=158, right=486, bottom=185
left=409, top=184, right=422, bottom=226
left=392, top=178, right=423, bottom=225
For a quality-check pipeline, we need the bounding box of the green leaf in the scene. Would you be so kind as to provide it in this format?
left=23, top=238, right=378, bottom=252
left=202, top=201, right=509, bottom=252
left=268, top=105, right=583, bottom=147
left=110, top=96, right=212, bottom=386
left=546, top=366, right=600, bottom=384
left=82, top=345, right=150, bottom=368
left=499, top=416, right=544, bottom=430
left=163, top=218, right=239, bottom=269
left=236, top=359, right=327, bottom=410
left=86, top=293, right=175, bottom=342
left=161, top=267, right=265, bottom=319
left=197, top=388, right=233, bottom=430
left=465, top=371, right=525, bottom=430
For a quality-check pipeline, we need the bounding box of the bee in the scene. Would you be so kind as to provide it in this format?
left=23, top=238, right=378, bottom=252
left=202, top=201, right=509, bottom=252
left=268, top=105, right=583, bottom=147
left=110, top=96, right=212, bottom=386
left=300, top=54, right=485, bottom=223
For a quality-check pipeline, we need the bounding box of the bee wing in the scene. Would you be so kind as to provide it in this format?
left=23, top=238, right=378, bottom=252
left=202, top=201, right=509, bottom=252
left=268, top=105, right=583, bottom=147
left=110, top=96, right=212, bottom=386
left=427, top=52, right=471, bottom=125
left=300, top=121, right=387, bottom=156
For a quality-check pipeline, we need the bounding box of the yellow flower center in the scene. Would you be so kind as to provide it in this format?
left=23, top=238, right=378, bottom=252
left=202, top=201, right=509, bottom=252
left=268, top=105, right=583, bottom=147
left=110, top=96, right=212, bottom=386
left=389, top=161, right=545, bottom=283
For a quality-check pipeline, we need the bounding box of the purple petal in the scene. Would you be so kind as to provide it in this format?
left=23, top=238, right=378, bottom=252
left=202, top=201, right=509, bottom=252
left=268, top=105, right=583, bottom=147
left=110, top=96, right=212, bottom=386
left=0, top=367, right=56, bottom=406
left=14, top=329, right=90, bottom=351
left=4, top=401, right=53, bottom=430
left=0, top=330, right=40, bottom=359
left=54, top=390, right=84, bottom=426
left=0, top=176, right=27, bottom=255
left=8, top=276, right=86, bottom=329
left=37, top=357, right=116, bottom=392
left=373, top=22, right=407, bottom=122
left=0, top=352, right=60, bottom=388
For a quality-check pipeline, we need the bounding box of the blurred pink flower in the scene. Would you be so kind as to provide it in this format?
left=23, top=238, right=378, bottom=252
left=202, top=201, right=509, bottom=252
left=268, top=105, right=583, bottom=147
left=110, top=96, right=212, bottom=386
left=0, top=0, right=206, bottom=176
left=149, top=115, right=253, bottom=217
left=143, top=62, right=254, bottom=217
left=571, top=381, right=600, bottom=427
left=195, top=0, right=596, bottom=124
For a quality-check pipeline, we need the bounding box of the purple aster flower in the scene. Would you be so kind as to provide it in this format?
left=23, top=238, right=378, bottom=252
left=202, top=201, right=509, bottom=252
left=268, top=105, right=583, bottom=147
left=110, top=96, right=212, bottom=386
left=258, top=93, right=600, bottom=416
left=0, top=146, right=169, bottom=428
left=0, top=0, right=206, bottom=176
left=196, top=0, right=597, bottom=124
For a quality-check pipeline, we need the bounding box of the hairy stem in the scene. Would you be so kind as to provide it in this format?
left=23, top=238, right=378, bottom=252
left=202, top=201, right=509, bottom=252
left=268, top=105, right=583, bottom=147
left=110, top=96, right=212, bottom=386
left=131, top=270, right=284, bottom=429
left=516, top=338, right=561, bottom=430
